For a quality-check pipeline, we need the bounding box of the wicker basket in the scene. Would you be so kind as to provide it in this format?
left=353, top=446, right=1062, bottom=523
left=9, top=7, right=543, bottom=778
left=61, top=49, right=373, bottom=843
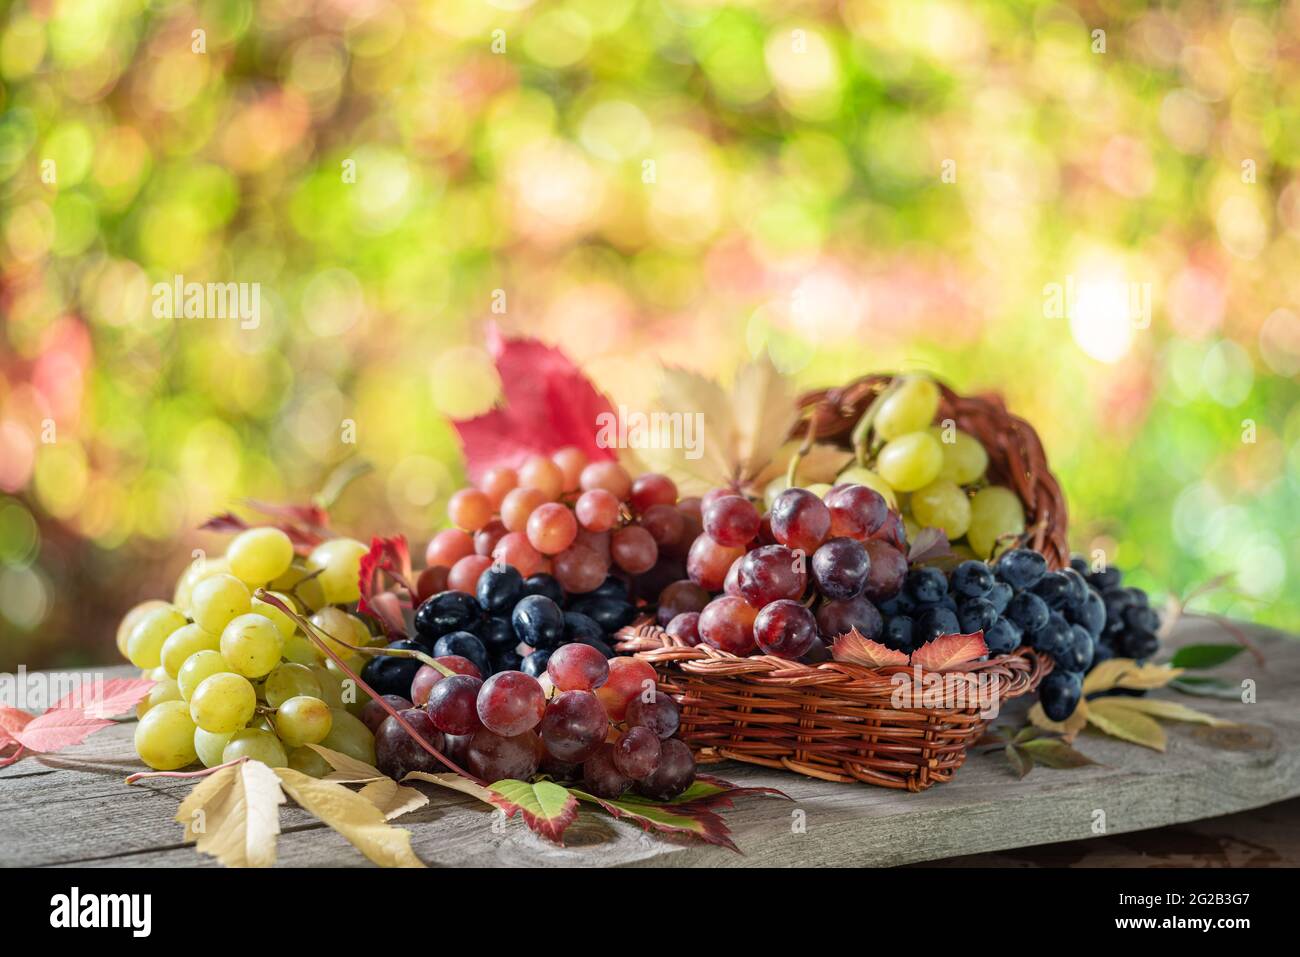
left=615, top=376, right=1065, bottom=791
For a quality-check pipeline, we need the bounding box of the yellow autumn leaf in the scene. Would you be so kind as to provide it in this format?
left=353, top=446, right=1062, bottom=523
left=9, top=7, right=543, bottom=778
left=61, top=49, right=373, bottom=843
left=275, top=768, right=425, bottom=868
left=651, top=366, right=737, bottom=490
left=359, top=778, right=430, bottom=820
left=752, top=442, right=856, bottom=489
left=1097, top=696, right=1234, bottom=727
left=176, top=760, right=285, bottom=868
left=1086, top=698, right=1167, bottom=751
left=1028, top=698, right=1089, bottom=740
left=731, top=355, right=800, bottom=482
left=306, top=743, right=385, bottom=783
left=1082, top=658, right=1182, bottom=696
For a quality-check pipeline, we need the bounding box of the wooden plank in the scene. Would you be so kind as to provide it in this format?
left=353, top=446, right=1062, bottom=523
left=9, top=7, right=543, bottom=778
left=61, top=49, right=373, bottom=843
left=1, top=616, right=1296, bottom=868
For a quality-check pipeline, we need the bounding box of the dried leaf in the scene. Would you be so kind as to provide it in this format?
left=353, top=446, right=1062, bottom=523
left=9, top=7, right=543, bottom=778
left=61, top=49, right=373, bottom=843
left=306, top=743, right=386, bottom=783
left=1082, top=658, right=1182, bottom=695
left=1168, top=644, right=1244, bottom=670
left=358, top=778, right=430, bottom=820
left=13, top=709, right=114, bottom=752
left=451, top=330, right=619, bottom=482
left=401, top=770, right=498, bottom=805
left=907, top=527, right=953, bottom=565
left=487, top=779, right=580, bottom=844
left=177, top=760, right=286, bottom=868
left=1095, top=696, right=1233, bottom=727
left=731, top=355, right=800, bottom=482
left=831, top=628, right=909, bottom=668
left=1019, top=737, right=1097, bottom=769
left=51, top=677, right=156, bottom=718
left=650, top=365, right=738, bottom=491
left=1086, top=699, right=1167, bottom=751
left=1028, top=699, right=1089, bottom=740
left=1005, top=744, right=1033, bottom=779
left=275, top=767, right=425, bottom=868
left=909, top=631, right=988, bottom=671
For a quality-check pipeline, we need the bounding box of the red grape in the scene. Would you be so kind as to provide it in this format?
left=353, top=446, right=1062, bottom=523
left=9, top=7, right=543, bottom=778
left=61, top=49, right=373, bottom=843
left=702, top=495, right=760, bottom=546
left=640, top=503, right=685, bottom=545
left=465, top=728, right=541, bottom=781
left=479, top=466, right=517, bottom=507
left=862, top=539, right=907, bottom=602
left=539, top=690, right=608, bottom=763
left=612, top=726, right=662, bottom=779
left=769, top=488, right=831, bottom=553
left=575, top=488, right=620, bottom=532
left=375, top=709, right=446, bottom=781
left=476, top=671, right=546, bottom=736
left=416, top=565, right=449, bottom=603
left=526, top=502, right=578, bottom=555
left=519, top=455, right=564, bottom=500
left=552, top=544, right=608, bottom=594
left=826, top=484, right=889, bottom=540
left=698, top=595, right=758, bottom=655
left=360, top=694, right=413, bottom=734
left=426, top=529, right=474, bottom=568
left=448, top=554, right=492, bottom=593
left=655, top=579, right=710, bottom=626
left=425, top=674, right=484, bottom=735
left=677, top=496, right=703, bottom=521
left=474, top=519, right=508, bottom=556
left=611, top=525, right=658, bottom=574
left=574, top=526, right=612, bottom=562
left=436, top=655, right=483, bottom=679
left=500, top=487, right=547, bottom=533
left=630, top=473, right=678, bottom=511
left=723, top=555, right=744, bottom=596
left=579, top=461, right=632, bottom=500
left=448, top=489, right=493, bottom=532
left=582, top=743, right=633, bottom=798
left=547, top=643, right=610, bottom=691
left=626, top=690, right=680, bottom=739
left=551, top=447, right=587, bottom=492
left=753, top=599, right=819, bottom=659
left=492, top=532, right=545, bottom=578
left=665, top=611, right=701, bottom=645
left=410, top=665, right=443, bottom=707
left=816, top=595, right=883, bottom=641
left=594, top=656, right=657, bottom=720
left=811, top=537, right=871, bottom=600
left=736, top=544, right=807, bottom=606
left=635, top=738, right=695, bottom=800
left=686, top=535, right=745, bottom=591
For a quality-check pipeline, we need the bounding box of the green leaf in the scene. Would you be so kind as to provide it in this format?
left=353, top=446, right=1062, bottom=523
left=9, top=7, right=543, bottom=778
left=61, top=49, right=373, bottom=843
left=1169, top=644, right=1244, bottom=670
left=1169, top=676, right=1243, bottom=700
left=1013, top=726, right=1042, bottom=744
left=1019, top=737, right=1097, bottom=769
left=487, top=779, right=580, bottom=844
left=1005, top=744, right=1033, bottom=779
left=569, top=788, right=740, bottom=851
left=659, top=774, right=790, bottom=810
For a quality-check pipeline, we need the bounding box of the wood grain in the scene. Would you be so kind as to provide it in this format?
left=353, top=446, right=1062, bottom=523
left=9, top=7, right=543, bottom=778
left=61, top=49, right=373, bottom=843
left=1, top=617, right=1295, bottom=868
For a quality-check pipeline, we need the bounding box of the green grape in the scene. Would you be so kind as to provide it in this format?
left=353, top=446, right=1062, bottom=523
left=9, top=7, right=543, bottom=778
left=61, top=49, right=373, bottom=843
left=134, top=700, right=198, bottom=770
left=189, top=672, right=257, bottom=734
left=874, top=376, right=941, bottom=440
left=275, top=695, right=333, bottom=747
left=177, top=649, right=235, bottom=700
left=875, top=432, right=944, bottom=492
left=136, top=676, right=183, bottom=718
left=227, top=527, right=295, bottom=586
left=194, top=728, right=235, bottom=768
left=281, top=631, right=321, bottom=666
left=251, top=590, right=298, bottom=638
left=270, top=562, right=327, bottom=612
left=310, top=665, right=347, bottom=708
left=125, top=605, right=188, bottom=669
left=309, top=606, right=367, bottom=658
left=190, top=573, right=251, bottom=635
left=219, top=613, right=284, bottom=678
left=160, top=622, right=220, bottom=678
left=930, top=426, right=989, bottom=485
left=264, top=662, right=323, bottom=708
left=805, top=482, right=832, bottom=498
left=319, top=708, right=376, bottom=766
left=763, top=475, right=790, bottom=509
left=835, top=465, right=898, bottom=508
left=222, top=728, right=288, bottom=767
left=117, top=599, right=170, bottom=658
left=910, top=478, right=972, bottom=540
left=288, top=745, right=332, bottom=778
left=967, top=485, right=1026, bottom=559
left=173, top=556, right=229, bottom=613
left=306, top=538, right=369, bottom=605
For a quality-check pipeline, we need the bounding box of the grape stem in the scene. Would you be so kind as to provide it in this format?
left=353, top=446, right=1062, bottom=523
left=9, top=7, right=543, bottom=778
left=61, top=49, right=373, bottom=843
left=784, top=417, right=819, bottom=490
left=851, top=379, right=901, bottom=468
left=126, top=756, right=249, bottom=785
left=254, top=590, right=484, bottom=784
left=0, top=744, right=26, bottom=768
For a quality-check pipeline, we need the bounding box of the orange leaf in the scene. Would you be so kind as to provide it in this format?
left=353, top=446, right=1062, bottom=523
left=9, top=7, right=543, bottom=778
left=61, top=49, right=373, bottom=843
left=14, top=709, right=115, bottom=753
left=910, top=631, right=989, bottom=671
left=831, top=628, right=909, bottom=668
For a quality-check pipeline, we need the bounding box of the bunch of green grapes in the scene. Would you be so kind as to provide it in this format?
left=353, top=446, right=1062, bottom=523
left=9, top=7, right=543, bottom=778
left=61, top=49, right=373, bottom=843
left=765, top=376, right=1026, bottom=560
left=120, top=528, right=381, bottom=774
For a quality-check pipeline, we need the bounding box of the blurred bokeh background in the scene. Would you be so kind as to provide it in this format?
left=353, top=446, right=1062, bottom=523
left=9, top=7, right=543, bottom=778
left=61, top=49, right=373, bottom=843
left=1, top=0, right=1297, bottom=670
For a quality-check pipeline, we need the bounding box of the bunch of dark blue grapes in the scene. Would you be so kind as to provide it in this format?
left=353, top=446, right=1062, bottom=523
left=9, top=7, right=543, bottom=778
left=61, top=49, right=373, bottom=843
left=360, top=568, right=637, bottom=698
left=876, top=548, right=1160, bottom=722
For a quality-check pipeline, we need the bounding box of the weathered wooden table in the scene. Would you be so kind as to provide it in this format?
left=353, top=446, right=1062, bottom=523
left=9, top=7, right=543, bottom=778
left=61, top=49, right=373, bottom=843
left=3, top=617, right=1296, bottom=867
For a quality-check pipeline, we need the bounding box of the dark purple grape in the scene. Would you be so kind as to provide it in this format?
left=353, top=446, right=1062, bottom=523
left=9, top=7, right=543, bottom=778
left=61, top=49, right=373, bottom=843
left=375, top=709, right=446, bottom=781
left=634, top=738, right=695, bottom=801
left=994, top=548, right=1047, bottom=590
left=861, top=540, right=906, bottom=601
left=625, top=691, right=680, bottom=740
left=539, top=690, right=608, bottom=764
left=360, top=695, right=413, bottom=734
left=414, top=590, right=482, bottom=642
left=656, top=580, right=711, bottom=626
left=957, top=598, right=998, bottom=635
left=465, top=728, right=541, bottom=781
left=432, top=631, right=491, bottom=679
left=360, top=641, right=424, bottom=699
left=521, top=573, right=566, bottom=605
left=612, top=727, right=661, bottom=780
left=815, top=596, right=882, bottom=640
left=881, top=615, right=914, bottom=651
left=810, top=537, right=871, bottom=600
left=511, top=594, right=565, bottom=649
left=582, top=743, right=633, bottom=798
left=425, top=674, right=483, bottom=735
left=949, top=560, right=994, bottom=598
left=769, top=488, right=831, bottom=553
left=914, top=605, right=959, bottom=642
left=476, top=564, right=524, bottom=614
left=905, top=567, right=947, bottom=604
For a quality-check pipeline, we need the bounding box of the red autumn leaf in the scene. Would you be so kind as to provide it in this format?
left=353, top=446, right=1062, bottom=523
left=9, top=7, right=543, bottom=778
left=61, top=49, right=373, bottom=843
left=0, top=707, right=34, bottom=747
left=245, top=500, right=331, bottom=533
left=668, top=775, right=791, bottom=811
left=571, top=788, right=739, bottom=852
left=358, top=536, right=416, bottom=637
left=451, top=328, right=618, bottom=482
left=14, top=709, right=115, bottom=753
left=487, top=779, right=580, bottom=844
left=832, top=628, right=910, bottom=668
left=909, top=631, right=989, bottom=671
left=51, top=677, right=156, bottom=718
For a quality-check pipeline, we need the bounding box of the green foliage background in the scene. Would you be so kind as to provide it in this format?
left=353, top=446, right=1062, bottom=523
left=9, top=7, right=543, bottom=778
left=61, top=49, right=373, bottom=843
left=1, top=0, right=1297, bottom=668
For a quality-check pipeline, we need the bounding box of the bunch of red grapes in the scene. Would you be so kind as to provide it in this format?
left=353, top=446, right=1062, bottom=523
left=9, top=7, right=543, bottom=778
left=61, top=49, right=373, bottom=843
left=362, top=643, right=694, bottom=800
left=668, top=484, right=910, bottom=660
